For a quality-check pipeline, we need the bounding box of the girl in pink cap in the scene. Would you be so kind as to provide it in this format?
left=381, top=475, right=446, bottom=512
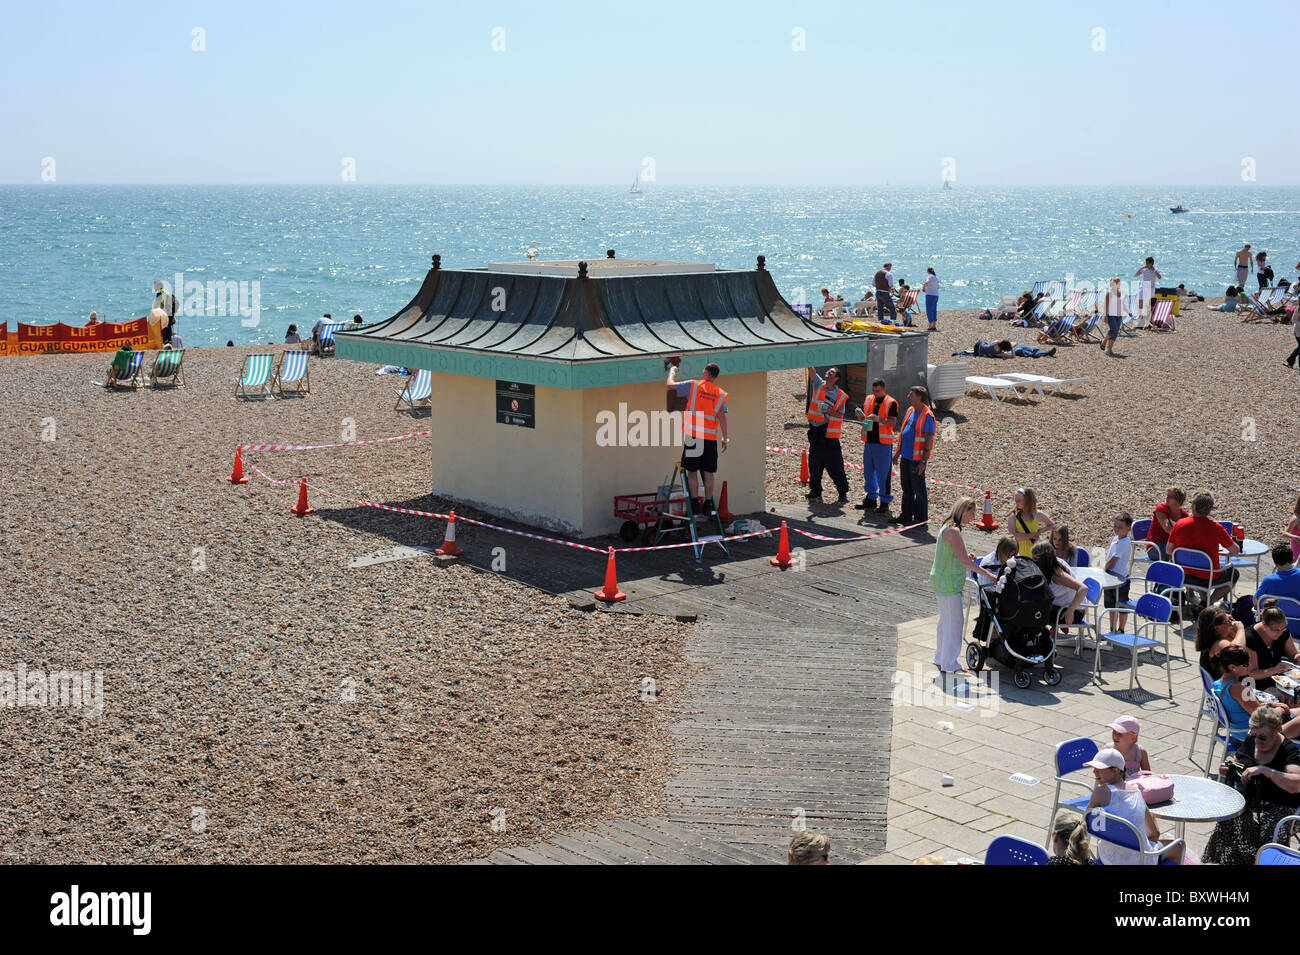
left=1108, top=716, right=1151, bottom=779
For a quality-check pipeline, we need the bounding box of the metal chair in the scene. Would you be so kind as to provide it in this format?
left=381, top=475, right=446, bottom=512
left=1188, top=666, right=1239, bottom=775
left=1272, top=815, right=1300, bottom=846
left=1257, top=844, right=1300, bottom=865
left=1094, top=593, right=1175, bottom=697
left=986, top=835, right=1049, bottom=865
left=1055, top=576, right=1102, bottom=657
left=1268, top=596, right=1300, bottom=637
left=1135, top=560, right=1185, bottom=623
left=1046, top=737, right=1099, bottom=847
left=1085, top=808, right=1184, bottom=865
left=1172, top=546, right=1230, bottom=609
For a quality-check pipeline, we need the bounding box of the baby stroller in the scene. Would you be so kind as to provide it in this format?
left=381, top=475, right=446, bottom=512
left=966, top=558, right=1061, bottom=689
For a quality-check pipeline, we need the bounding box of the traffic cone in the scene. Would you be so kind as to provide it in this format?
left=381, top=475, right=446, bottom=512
left=436, top=510, right=465, bottom=557
left=290, top=478, right=315, bottom=516
left=975, top=490, right=999, bottom=531
left=227, top=447, right=249, bottom=484
left=770, top=520, right=796, bottom=568
left=798, top=450, right=810, bottom=485
left=716, top=481, right=735, bottom=524
left=594, top=547, right=627, bottom=602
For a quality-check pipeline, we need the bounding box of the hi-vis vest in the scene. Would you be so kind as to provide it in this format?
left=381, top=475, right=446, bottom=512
left=684, top=379, right=728, bottom=440
left=861, top=393, right=897, bottom=443
left=807, top=385, right=849, bottom=439
left=899, top=405, right=935, bottom=460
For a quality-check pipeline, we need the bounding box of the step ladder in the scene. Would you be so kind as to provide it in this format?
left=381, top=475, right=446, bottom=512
left=651, top=462, right=730, bottom=562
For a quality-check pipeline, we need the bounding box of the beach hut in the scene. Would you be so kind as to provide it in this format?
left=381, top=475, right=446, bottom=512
left=336, top=254, right=928, bottom=538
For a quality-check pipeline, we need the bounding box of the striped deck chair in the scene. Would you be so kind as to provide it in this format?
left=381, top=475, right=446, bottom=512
left=1148, top=298, right=1174, bottom=331
left=1119, top=293, right=1143, bottom=334
left=149, top=348, right=185, bottom=388
left=317, top=322, right=345, bottom=356
left=1020, top=299, right=1052, bottom=327
left=395, top=368, right=431, bottom=412
left=104, top=351, right=145, bottom=389
left=235, top=353, right=275, bottom=400
left=896, top=289, right=920, bottom=325
left=272, top=350, right=311, bottom=396
left=1062, top=290, right=1084, bottom=315
left=790, top=303, right=813, bottom=319
left=1031, top=281, right=1050, bottom=298
left=1040, top=315, right=1075, bottom=343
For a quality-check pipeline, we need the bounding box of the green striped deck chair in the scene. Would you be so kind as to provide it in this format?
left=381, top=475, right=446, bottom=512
left=395, top=368, right=431, bottom=412
left=236, top=353, right=275, bottom=400
left=149, top=347, right=185, bottom=388
left=105, top=351, right=145, bottom=389
left=272, top=349, right=310, bottom=397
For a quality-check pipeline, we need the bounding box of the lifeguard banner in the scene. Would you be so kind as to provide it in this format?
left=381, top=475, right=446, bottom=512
left=13, top=319, right=150, bottom=355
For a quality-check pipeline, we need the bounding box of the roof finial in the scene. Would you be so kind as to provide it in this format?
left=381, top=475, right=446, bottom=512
left=607, top=249, right=615, bottom=259
left=578, top=261, right=588, bottom=279
left=432, top=254, right=441, bottom=270
left=756, top=255, right=766, bottom=271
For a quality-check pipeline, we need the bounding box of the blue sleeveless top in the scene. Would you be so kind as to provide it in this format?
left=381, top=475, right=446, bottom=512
left=1213, top=677, right=1251, bottom=741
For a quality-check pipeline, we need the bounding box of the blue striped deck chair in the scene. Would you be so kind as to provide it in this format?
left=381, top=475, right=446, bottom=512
left=1040, top=315, right=1074, bottom=343
left=791, top=303, right=813, bottom=319
left=317, top=322, right=345, bottom=355
left=395, top=368, right=431, bottom=412
left=105, top=351, right=145, bottom=389
left=1031, top=281, right=1049, bottom=298
left=1119, top=293, right=1143, bottom=334
left=272, top=349, right=310, bottom=396
left=1021, top=298, right=1051, bottom=327
left=235, top=353, right=275, bottom=400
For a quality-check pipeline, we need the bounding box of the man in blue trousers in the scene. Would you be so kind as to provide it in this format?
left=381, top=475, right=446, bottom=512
left=853, top=377, right=899, bottom=514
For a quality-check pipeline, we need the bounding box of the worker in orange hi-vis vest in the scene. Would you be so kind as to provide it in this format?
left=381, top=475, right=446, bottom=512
left=666, top=359, right=729, bottom=514
left=892, top=385, right=936, bottom=530
left=853, top=377, right=899, bottom=515
left=804, top=366, right=850, bottom=505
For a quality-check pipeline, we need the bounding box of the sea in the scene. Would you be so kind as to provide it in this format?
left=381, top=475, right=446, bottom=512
left=2, top=185, right=1298, bottom=347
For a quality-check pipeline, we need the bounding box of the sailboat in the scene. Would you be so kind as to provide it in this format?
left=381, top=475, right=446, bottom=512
left=630, top=175, right=642, bottom=195
left=943, top=179, right=952, bottom=190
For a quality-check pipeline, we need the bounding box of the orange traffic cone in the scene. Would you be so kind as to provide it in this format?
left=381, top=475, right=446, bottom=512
left=975, top=490, right=1000, bottom=531
left=227, top=447, right=249, bottom=484
left=436, top=510, right=464, bottom=556
left=798, top=450, right=810, bottom=485
left=717, top=481, right=735, bottom=524
left=770, top=520, right=796, bottom=568
left=594, top=547, right=627, bottom=602
left=290, top=478, right=315, bottom=516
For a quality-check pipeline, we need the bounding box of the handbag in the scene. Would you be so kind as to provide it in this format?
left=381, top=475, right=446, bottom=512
left=1127, top=772, right=1175, bottom=805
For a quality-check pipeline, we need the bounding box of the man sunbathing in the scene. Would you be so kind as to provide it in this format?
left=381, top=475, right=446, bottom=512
left=953, top=340, right=1056, bottom=359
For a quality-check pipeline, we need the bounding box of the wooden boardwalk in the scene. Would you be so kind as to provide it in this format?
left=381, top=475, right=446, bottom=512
left=424, top=503, right=936, bottom=865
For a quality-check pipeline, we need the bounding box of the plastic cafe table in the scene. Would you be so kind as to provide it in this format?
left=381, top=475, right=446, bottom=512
left=1068, top=567, right=1124, bottom=655
left=1146, top=774, right=1246, bottom=841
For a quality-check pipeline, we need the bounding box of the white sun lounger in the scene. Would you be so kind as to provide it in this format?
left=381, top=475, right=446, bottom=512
left=995, top=373, right=1088, bottom=397
left=965, top=375, right=1033, bottom=402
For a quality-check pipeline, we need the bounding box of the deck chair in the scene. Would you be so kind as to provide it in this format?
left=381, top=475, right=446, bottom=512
left=104, top=351, right=145, bottom=389
left=148, top=348, right=185, bottom=388
left=895, top=289, right=920, bottom=325
left=1039, top=315, right=1074, bottom=343
left=995, top=373, right=1088, bottom=397
left=235, top=353, right=276, bottom=400
left=1148, top=298, right=1174, bottom=331
left=317, top=322, right=345, bottom=355
left=1074, top=312, right=1103, bottom=342
left=1031, top=281, right=1050, bottom=298
left=965, top=376, right=1032, bottom=402
left=1018, top=299, right=1052, bottom=327
left=272, top=350, right=310, bottom=396
left=395, top=368, right=431, bottom=411
left=1239, top=292, right=1277, bottom=323
left=1121, top=293, right=1144, bottom=332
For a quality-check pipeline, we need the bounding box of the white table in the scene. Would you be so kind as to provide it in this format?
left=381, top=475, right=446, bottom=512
left=1060, top=567, right=1124, bottom=656
left=1148, top=774, right=1245, bottom=841
left=1227, top=538, right=1269, bottom=590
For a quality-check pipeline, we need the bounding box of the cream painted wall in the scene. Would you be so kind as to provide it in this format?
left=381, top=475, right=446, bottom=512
left=427, top=369, right=769, bottom=538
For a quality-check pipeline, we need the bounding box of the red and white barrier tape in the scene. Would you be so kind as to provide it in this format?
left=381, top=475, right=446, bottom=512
left=239, top=430, right=431, bottom=453
left=248, top=464, right=780, bottom=554
left=763, top=444, right=989, bottom=495
left=791, top=521, right=929, bottom=542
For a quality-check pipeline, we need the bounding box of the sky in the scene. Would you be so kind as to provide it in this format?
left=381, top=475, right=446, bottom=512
left=2, top=0, right=1297, bottom=186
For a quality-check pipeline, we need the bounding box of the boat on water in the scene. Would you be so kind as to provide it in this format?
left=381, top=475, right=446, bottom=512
left=630, top=175, right=642, bottom=195
left=1170, top=205, right=1188, bottom=214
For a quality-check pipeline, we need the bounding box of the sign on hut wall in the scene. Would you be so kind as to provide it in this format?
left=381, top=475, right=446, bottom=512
left=496, top=380, right=535, bottom=428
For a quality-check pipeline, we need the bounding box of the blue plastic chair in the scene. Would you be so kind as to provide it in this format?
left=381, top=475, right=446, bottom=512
left=986, top=835, right=1049, bottom=865
left=1188, top=666, right=1240, bottom=774
left=1086, top=809, right=1183, bottom=865
left=1172, top=546, right=1221, bottom=608
left=1269, top=596, right=1300, bottom=638
left=1056, top=576, right=1102, bottom=657
left=1046, top=737, right=1099, bottom=846
left=1136, top=560, right=1185, bottom=618
left=1257, top=844, right=1300, bottom=865
left=1095, top=593, right=1174, bottom=697
left=1131, top=520, right=1154, bottom=563
left=1075, top=548, right=1090, bottom=568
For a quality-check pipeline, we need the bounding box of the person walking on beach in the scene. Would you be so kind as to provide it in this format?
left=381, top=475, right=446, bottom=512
left=853, top=377, right=899, bottom=513
left=667, top=359, right=728, bottom=513
left=153, top=281, right=178, bottom=345
left=892, top=385, right=935, bottom=528
left=923, top=267, right=940, bottom=332
left=1235, top=244, right=1254, bottom=288
left=1101, top=277, right=1126, bottom=355
left=1286, top=304, right=1300, bottom=370
left=1134, top=257, right=1161, bottom=321
left=873, top=263, right=897, bottom=323
left=1256, top=251, right=1274, bottom=292
left=804, top=366, right=850, bottom=504
left=932, top=497, right=998, bottom=675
